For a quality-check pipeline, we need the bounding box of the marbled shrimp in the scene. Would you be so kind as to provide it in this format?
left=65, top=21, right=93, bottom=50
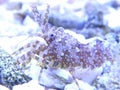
left=12, top=5, right=114, bottom=89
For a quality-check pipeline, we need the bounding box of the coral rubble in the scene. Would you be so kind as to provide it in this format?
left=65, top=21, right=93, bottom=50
left=93, top=62, right=120, bottom=90
left=0, top=47, right=31, bottom=90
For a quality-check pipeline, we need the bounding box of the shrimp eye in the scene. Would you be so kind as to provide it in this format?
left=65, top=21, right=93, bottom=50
left=50, top=34, right=54, bottom=37
left=48, top=33, right=55, bottom=42
left=49, top=33, right=55, bottom=39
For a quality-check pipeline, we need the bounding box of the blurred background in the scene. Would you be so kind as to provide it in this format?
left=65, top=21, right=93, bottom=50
left=0, top=0, right=120, bottom=53
left=0, top=1, right=120, bottom=90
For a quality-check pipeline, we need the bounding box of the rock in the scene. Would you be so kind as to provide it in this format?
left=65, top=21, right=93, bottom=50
left=25, top=58, right=102, bottom=89
left=73, top=67, right=103, bottom=84
left=6, top=2, right=23, bottom=10
left=38, top=64, right=102, bottom=89
left=93, top=62, right=120, bottom=90
left=48, top=10, right=86, bottom=29
left=104, top=8, right=120, bottom=29
left=0, top=85, right=9, bottom=90
left=24, top=58, right=41, bottom=80
left=84, top=0, right=108, bottom=25
left=84, top=0, right=101, bottom=16
left=13, top=80, right=44, bottom=90
left=0, top=0, right=8, bottom=4
left=80, top=28, right=107, bottom=38
left=105, top=33, right=120, bottom=63
left=107, top=0, right=120, bottom=9
left=23, top=58, right=67, bottom=90
left=39, top=68, right=73, bottom=89
left=13, top=12, right=26, bottom=24
left=64, top=79, right=95, bottom=90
